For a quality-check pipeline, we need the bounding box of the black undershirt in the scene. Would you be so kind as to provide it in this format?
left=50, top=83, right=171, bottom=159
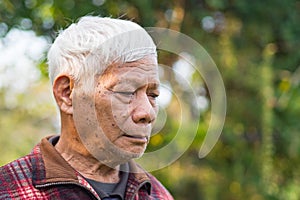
left=85, top=163, right=129, bottom=200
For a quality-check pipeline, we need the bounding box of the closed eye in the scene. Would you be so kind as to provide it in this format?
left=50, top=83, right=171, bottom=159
left=116, top=91, right=135, bottom=96
left=106, top=87, right=135, bottom=96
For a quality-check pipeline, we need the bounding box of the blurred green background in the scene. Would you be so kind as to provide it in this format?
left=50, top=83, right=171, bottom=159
left=1, top=0, right=300, bottom=199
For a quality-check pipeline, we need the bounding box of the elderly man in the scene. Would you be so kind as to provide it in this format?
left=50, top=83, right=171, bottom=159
left=0, top=16, right=174, bottom=200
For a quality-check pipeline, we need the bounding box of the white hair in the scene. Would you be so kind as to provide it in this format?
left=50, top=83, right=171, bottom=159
left=47, top=16, right=157, bottom=92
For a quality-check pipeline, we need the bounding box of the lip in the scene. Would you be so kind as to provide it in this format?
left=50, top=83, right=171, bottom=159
left=123, top=134, right=148, bottom=143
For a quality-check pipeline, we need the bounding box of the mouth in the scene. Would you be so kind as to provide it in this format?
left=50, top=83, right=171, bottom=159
left=123, top=134, right=149, bottom=143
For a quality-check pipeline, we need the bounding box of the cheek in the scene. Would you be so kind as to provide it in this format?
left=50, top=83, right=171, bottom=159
left=111, top=106, right=131, bottom=131
left=110, top=95, right=131, bottom=117
left=95, top=95, right=131, bottom=134
left=95, top=95, right=115, bottom=127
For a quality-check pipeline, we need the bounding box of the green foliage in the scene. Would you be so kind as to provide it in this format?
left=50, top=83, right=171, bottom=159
left=0, top=81, right=57, bottom=164
left=1, top=0, right=300, bottom=199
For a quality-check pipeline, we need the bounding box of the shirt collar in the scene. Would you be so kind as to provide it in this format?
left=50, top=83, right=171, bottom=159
left=32, top=135, right=152, bottom=196
left=32, top=136, right=78, bottom=186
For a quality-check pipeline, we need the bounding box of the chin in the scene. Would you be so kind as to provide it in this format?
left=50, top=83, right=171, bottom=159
left=112, top=146, right=146, bottom=163
left=121, top=147, right=146, bottom=159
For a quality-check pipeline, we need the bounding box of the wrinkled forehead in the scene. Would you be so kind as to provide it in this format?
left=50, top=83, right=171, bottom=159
left=98, top=55, right=160, bottom=87
left=104, top=55, right=158, bottom=76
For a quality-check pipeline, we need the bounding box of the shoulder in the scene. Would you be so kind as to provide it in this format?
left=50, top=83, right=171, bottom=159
left=0, top=144, right=41, bottom=181
left=146, top=173, right=174, bottom=200
left=0, top=147, right=41, bottom=198
left=0, top=156, right=32, bottom=186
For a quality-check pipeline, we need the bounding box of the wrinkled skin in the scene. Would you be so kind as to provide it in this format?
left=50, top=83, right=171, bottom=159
left=54, top=55, right=160, bottom=182
left=93, top=55, right=160, bottom=159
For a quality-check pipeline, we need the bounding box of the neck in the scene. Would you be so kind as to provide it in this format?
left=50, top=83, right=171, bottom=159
left=55, top=113, right=121, bottom=183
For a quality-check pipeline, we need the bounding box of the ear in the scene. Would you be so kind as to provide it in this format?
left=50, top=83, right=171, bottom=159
left=53, top=74, right=74, bottom=115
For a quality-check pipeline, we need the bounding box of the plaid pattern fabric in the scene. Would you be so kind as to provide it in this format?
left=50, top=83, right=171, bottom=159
left=0, top=137, right=174, bottom=200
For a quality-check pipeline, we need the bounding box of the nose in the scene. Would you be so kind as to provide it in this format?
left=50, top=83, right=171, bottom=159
left=132, top=93, right=156, bottom=125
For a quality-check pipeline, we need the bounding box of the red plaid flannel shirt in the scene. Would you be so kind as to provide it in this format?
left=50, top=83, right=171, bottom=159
left=0, top=137, right=174, bottom=200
